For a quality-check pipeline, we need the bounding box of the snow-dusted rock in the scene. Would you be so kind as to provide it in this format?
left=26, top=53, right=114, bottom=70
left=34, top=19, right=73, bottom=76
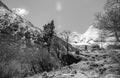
left=70, top=25, right=100, bottom=46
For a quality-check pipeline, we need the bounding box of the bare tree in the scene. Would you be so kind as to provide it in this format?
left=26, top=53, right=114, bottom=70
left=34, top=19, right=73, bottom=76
left=60, top=31, right=71, bottom=54
left=95, top=30, right=107, bottom=48
left=95, top=3, right=120, bottom=42
left=104, top=0, right=120, bottom=10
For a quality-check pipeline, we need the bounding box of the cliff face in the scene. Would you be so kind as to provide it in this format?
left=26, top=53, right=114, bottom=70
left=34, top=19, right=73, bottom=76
left=0, top=1, right=78, bottom=78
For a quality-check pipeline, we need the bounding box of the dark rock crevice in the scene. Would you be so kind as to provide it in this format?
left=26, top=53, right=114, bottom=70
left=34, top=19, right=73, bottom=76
left=61, top=53, right=82, bottom=66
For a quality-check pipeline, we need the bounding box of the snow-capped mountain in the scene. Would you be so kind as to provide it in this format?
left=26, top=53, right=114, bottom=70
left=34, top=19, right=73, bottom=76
left=70, top=25, right=100, bottom=46
left=80, top=25, right=100, bottom=44
left=70, top=24, right=120, bottom=48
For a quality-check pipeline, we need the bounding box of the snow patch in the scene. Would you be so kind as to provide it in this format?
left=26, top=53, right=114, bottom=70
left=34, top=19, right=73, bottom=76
left=70, top=25, right=100, bottom=46
left=12, top=8, right=29, bottom=16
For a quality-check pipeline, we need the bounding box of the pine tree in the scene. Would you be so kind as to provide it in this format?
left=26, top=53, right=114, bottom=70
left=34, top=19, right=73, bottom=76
left=43, top=20, right=55, bottom=52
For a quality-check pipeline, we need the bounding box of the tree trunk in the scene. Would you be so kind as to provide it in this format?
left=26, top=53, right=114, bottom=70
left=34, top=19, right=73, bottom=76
left=66, top=37, right=69, bottom=54
left=114, top=31, right=120, bottom=42
left=48, top=37, right=52, bottom=53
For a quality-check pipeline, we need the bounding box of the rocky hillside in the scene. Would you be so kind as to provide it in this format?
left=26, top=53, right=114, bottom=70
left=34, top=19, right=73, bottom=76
left=26, top=49, right=120, bottom=78
left=0, top=1, right=79, bottom=78
left=1, top=0, right=120, bottom=78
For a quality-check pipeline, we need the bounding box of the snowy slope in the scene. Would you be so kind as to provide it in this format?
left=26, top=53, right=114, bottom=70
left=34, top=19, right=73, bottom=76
left=70, top=25, right=100, bottom=46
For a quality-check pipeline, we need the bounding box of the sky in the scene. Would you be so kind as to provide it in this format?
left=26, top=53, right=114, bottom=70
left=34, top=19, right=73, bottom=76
left=4, top=0, right=106, bottom=33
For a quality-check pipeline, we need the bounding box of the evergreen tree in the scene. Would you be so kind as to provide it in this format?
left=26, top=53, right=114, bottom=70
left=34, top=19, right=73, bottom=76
left=43, top=20, right=55, bottom=52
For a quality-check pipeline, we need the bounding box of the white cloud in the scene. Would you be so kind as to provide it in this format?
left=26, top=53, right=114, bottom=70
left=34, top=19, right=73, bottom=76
left=12, top=8, right=29, bottom=16
left=56, top=1, right=62, bottom=12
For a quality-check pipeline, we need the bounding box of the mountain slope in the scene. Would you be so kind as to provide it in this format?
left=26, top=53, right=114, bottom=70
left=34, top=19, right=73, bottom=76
left=0, top=1, right=79, bottom=78
left=0, top=0, right=11, bottom=11
left=70, top=25, right=100, bottom=46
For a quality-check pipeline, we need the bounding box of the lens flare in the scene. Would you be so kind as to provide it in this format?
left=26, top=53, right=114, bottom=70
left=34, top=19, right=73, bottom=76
left=56, top=1, right=62, bottom=12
